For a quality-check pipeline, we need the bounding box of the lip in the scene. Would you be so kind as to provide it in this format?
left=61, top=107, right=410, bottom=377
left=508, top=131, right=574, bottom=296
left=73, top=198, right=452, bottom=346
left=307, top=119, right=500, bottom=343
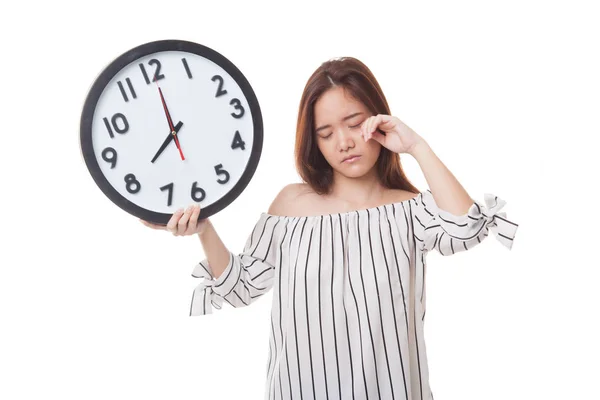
left=342, top=155, right=361, bottom=163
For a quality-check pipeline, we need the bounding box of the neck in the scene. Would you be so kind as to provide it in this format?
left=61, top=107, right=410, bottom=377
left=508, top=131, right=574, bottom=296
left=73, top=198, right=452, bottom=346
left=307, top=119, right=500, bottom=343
left=328, top=169, right=386, bottom=207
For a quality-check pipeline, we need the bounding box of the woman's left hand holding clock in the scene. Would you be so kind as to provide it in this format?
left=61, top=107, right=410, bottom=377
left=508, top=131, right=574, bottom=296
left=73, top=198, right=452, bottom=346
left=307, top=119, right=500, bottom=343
left=140, top=204, right=209, bottom=236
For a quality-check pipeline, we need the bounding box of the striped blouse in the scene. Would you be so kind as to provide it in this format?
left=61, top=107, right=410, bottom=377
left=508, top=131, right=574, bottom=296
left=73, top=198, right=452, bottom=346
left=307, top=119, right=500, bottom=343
left=190, top=190, right=519, bottom=400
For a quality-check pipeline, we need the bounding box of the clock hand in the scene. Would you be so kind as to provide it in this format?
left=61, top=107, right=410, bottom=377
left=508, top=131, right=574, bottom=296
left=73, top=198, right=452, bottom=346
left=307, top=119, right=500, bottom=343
left=171, top=130, right=185, bottom=160
left=157, top=86, right=175, bottom=132
left=155, top=80, right=185, bottom=160
left=151, top=121, right=184, bottom=164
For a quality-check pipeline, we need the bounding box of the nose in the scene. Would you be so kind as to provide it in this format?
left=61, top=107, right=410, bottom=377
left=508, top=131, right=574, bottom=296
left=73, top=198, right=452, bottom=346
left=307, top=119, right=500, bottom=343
left=336, top=127, right=355, bottom=151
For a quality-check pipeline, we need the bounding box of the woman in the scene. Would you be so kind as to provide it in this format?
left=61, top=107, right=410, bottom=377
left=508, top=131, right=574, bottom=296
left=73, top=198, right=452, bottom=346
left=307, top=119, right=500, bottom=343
left=141, top=57, right=518, bottom=400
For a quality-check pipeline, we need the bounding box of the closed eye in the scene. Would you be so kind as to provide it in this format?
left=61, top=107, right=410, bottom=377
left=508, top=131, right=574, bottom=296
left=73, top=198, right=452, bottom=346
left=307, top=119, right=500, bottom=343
left=320, top=122, right=363, bottom=139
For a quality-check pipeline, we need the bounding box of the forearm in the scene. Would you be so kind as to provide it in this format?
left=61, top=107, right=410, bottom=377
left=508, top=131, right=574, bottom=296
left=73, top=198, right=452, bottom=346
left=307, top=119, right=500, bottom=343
left=197, top=219, right=231, bottom=280
left=409, top=141, right=473, bottom=215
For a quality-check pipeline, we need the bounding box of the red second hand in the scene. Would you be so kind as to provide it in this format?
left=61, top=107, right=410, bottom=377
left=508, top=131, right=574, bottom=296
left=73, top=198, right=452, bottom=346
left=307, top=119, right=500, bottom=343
left=155, top=78, right=185, bottom=161
left=173, top=134, right=185, bottom=160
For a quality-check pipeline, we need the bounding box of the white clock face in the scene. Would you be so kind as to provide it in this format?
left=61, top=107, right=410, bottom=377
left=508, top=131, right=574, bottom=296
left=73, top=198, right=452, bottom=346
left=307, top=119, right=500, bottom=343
left=81, top=41, right=263, bottom=224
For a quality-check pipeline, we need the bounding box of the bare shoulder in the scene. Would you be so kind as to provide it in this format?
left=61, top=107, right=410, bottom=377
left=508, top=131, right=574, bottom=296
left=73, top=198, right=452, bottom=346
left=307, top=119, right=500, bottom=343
left=387, top=189, right=421, bottom=203
left=268, top=185, right=420, bottom=217
left=267, top=183, right=307, bottom=216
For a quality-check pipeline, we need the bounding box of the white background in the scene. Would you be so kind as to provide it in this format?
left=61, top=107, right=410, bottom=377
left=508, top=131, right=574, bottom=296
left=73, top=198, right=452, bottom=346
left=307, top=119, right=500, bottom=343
left=1, top=0, right=598, bottom=399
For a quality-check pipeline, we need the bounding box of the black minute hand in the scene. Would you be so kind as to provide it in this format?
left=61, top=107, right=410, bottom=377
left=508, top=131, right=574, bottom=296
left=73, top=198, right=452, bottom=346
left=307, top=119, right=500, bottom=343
left=151, top=121, right=184, bottom=164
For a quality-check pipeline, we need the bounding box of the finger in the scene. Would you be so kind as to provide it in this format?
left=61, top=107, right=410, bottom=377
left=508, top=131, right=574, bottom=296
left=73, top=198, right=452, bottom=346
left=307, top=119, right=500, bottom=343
left=370, top=129, right=384, bottom=143
left=177, top=205, right=193, bottom=235
left=378, top=115, right=396, bottom=131
left=372, top=114, right=386, bottom=133
left=360, top=118, right=368, bottom=139
left=372, top=115, right=383, bottom=134
left=371, top=115, right=392, bottom=139
left=139, top=219, right=164, bottom=230
left=367, top=116, right=375, bottom=134
left=362, top=116, right=374, bottom=139
left=367, top=116, right=378, bottom=139
left=186, top=204, right=200, bottom=234
left=167, top=208, right=184, bottom=234
left=378, top=114, right=395, bottom=130
left=373, top=114, right=394, bottom=131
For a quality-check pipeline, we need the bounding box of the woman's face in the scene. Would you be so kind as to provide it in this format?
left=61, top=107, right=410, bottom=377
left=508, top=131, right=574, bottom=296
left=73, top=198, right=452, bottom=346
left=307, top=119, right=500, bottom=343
left=313, top=86, right=381, bottom=178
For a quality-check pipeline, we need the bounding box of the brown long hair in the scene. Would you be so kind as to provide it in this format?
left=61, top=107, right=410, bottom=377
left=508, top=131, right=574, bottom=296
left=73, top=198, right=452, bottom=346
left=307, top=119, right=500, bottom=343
left=294, top=57, right=420, bottom=196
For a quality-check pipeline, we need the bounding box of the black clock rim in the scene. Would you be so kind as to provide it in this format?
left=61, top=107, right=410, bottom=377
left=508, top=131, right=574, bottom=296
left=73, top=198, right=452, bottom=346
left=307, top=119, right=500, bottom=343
left=80, top=39, right=263, bottom=225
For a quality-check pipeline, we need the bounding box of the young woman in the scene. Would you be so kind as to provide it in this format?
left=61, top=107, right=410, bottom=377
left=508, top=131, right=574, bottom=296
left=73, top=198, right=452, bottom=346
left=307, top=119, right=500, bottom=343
left=141, top=57, right=518, bottom=400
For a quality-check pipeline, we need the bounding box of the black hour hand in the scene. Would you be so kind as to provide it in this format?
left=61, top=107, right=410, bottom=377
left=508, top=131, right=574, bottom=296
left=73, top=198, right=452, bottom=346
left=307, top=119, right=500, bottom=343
left=151, top=121, right=184, bottom=163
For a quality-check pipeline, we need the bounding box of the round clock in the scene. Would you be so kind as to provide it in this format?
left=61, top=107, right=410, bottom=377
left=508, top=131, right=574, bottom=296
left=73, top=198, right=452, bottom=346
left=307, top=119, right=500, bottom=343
left=80, top=39, right=263, bottom=225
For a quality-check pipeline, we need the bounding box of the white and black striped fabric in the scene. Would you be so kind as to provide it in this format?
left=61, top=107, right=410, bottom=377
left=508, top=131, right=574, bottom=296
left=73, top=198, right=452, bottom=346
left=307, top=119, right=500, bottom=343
left=190, top=190, right=518, bottom=400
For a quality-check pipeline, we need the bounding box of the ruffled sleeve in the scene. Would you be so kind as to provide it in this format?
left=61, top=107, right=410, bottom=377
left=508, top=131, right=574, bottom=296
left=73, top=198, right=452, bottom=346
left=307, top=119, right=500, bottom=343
left=189, top=214, right=283, bottom=316
left=411, top=190, right=518, bottom=256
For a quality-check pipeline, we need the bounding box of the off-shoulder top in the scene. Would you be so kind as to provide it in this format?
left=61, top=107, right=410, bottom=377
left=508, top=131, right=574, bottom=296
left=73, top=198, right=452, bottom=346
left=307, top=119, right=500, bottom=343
left=190, top=190, right=519, bottom=400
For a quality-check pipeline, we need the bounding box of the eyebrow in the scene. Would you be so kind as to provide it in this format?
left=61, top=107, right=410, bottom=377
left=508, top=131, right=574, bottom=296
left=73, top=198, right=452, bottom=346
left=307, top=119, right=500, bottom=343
left=315, top=112, right=363, bottom=134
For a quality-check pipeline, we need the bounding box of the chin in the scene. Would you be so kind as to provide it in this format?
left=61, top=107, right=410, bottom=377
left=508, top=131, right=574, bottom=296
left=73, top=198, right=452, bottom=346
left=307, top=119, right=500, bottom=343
left=333, top=163, right=375, bottom=178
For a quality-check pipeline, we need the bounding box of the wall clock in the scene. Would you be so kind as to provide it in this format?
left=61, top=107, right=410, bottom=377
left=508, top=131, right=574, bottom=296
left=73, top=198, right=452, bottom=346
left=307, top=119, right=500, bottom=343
left=80, top=39, right=263, bottom=224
